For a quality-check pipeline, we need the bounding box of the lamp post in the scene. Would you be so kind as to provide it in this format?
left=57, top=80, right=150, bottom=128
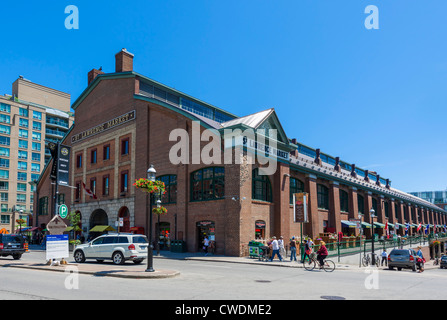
left=146, top=164, right=156, bottom=272
left=370, top=208, right=376, bottom=266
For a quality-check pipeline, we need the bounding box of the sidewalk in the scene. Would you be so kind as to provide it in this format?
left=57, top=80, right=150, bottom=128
left=0, top=245, right=437, bottom=279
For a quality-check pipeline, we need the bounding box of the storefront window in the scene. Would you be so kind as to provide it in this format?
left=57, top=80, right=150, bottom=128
left=158, top=175, right=177, bottom=204
left=339, top=189, right=349, bottom=213
left=255, top=220, right=266, bottom=239
left=252, top=169, right=272, bottom=202
left=191, top=167, right=225, bottom=202
left=289, top=177, right=304, bottom=204
left=317, top=184, right=329, bottom=210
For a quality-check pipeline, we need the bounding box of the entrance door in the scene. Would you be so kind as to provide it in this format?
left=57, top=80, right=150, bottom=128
left=197, top=221, right=215, bottom=251
left=158, top=222, right=170, bottom=250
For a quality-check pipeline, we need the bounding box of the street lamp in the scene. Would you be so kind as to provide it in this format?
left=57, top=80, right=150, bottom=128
left=370, top=208, right=376, bottom=266
left=146, top=164, right=156, bottom=272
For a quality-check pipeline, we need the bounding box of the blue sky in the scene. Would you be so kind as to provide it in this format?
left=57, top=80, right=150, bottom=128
left=1, top=0, right=446, bottom=192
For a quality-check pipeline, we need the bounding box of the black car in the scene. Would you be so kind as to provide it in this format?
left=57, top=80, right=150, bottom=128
left=440, top=256, right=447, bottom=269
left=0, top=234, right=26, bottom=260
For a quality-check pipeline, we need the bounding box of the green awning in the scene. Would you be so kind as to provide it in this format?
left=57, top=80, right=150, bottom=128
left=395, top=223, right=405, bottom=228
left=361, top=222, right=372, bottom=228
left=411, top=224, right=419, bottom=228
left=387, top=223, right=395, bottom=228
left=373, top=222, right=386, bottom=228
left=89, top=225, right=116, bottom=232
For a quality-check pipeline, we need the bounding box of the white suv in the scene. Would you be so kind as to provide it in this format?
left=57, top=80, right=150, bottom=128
left=73, top=233, right=148, bottom=265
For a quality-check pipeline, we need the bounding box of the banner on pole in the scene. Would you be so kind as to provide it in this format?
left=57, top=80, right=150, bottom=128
left=293, top=193, right=308, bottom=223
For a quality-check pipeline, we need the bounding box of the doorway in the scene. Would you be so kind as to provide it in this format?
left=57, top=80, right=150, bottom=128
left=197, top=220, right=215, bottom=251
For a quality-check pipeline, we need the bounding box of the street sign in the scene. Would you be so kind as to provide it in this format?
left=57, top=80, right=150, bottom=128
left=59, top=204, right=68, bottom=218
left=46, top=215, right=67, bottom=235
left=57, top=145, right=71, bottom=186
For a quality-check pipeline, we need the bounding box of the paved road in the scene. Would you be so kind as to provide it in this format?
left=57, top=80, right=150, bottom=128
left=1, top=251, right=447, bottom=301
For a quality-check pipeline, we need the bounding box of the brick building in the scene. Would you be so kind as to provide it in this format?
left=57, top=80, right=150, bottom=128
left=33, top=49, right=447, bottom=256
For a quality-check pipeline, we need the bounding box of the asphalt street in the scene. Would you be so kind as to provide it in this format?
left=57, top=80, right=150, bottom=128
left=1, top=251, right=447, bottom=301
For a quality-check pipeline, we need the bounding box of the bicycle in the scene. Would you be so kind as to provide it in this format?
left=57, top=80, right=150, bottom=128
left=303, top=252, right=335, bottom=272
left=433, top=257, right=440, bottom=266
left=362, top=253, right=380, bottom=267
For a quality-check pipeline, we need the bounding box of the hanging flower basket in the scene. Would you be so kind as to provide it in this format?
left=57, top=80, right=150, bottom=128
left=133, top=178, right=166, bottom=194
left=152, top=206, right=168, bottom=215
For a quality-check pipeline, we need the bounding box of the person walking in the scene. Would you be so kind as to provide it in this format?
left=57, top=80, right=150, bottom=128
left=278, top=236, right=286, bottom=260
left=203, top=236, right=210, bottom=256
left=270, top=236, right=283, bottom=262
left=416, top=246, right=425, bottom=273
left=381, top=249, right=388, bottom=266
left=289, top=237, right=297, bottom=261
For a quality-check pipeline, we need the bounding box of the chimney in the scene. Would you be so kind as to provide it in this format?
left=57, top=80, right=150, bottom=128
left=115, top=48, right=134, bottom=73
left=88, top=68, right=104, bottom=85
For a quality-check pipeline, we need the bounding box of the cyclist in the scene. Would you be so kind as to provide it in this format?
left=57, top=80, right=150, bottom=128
left=317, top=241, right=328, bottom=268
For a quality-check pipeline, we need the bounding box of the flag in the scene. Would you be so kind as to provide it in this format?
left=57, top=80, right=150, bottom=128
left=417, top=223, right=422, bottom=232
left=425, top=225, right=429, bottom=235
left=405, top=223, right=409, bottom=235
left=385, top=222, right=389, bottom=239
left=82, top=182, right=97, bottom=199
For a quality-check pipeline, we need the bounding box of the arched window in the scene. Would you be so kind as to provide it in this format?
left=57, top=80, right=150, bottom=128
left=339, top=189, right=349, bottom=213
left=289, top=177, right=304, bottom=204
left=191, top=167, right=225, bottom=201
left=358, top=194, right=365, bottom=215
left=317, top=184, right=329, bottom=210
left=158, top=175, right=177, bottom=204
left=384, top=201, right=389, bottom=218
left=252, top=169, right=272, bottom=202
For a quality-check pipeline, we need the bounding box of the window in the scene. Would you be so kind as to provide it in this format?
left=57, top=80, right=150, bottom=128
left=91, top=149, right=97, bottom=164
left=18, top=150, right=27, bottom=159
left=17, top=194, right=26, bottom=203
left=58, top=194, right=65, bottom=205
left=19, top=108, right=28, bottom=117
left=18, top=161, right=27, bottom=170
left=103, top=145, right=110, bottom=160
left=32, top=132, right=41, bottom=141
left=0, top=136, right=10, bottom=146
left=0, top=125, right=10, bottom=135
left=0, top=114, right=10, bottom=124
left=18, top=129, right=28, bottom=138
left=1, top=193, right=8, bottom=201
left=372, top=198, right=378, bottom=215
left=0, top=182, right=9, bottom=190
left=0, top=103, right=11, bottom=113
left=31, top=153, right=41, bottom=162
left=32, top=111, right=42, bottom=120
left=38, top=197, right=49, bottom=216
left=90, top=178, right=96, bottom=195
left=76, top=154, right=82, bottom=168
left=191, top=167, right=225, bottom=201
left=32, top=121, right=41, bottom=131
left=317, top=184, right=329, bottom=210
left=384, top=201, right=389, bottom=218
left=395, top=204, right=399, bottom=219
left=32, top=142, right=41, bottom=151
left=121, top=138, right=129, bottom=155
left=19, top=118, right=28, bottom=128
left=0, top=159, right=9, bottom=168
left=252, top=168, right=272, bottom=202
left=339, top=189, right=349, bottom=213
left=75, top=182, right=81, bottom=201
left=289, top=177, right=304, bottom=204
left=158, top=175, right=177, bottom=204
left=0, top=148, right=9, bottom=157
left=120, top=171, right=128, bottom=193
left=357, top=194, right=365, bottom=215
left=0, top=170, right=9, bottom=179
left=103, top=175, right=109, bottom=196
left=19, top=140, right=28, bottom=149
left=17, top=172, right=27, bottom=181
left=31, top=163, right=40, bottom=172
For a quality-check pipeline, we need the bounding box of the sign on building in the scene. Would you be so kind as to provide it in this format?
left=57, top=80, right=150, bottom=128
left=293, top=193, right=309, bottom=223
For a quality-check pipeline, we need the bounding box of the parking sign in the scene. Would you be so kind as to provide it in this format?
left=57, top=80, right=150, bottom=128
left=59, top=204, right=69, bottom=219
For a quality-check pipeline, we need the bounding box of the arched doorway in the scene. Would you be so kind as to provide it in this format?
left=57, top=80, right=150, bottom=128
left=118, top=206, right=130, bottom=233
left=89, top=209, right=108, bottom=240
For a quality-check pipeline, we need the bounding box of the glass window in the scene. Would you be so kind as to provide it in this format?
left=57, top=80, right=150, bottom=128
left=290, top=177, right=304, bottom=204
left=17, top=194, right=26, bottom=203
left=317, top=184, right=329, bottom=210
left=19, top=118, right=28, bottom=128
left=18, top=150, right=27, bottom=159
left=191, top=167, right=225, bottom=201
left=340, top=189, right=349, bottom=213
left=120, top=172, right=128, bottom=193
left=31, top=152, right=41, bottom=162
left=252, top=168, right=272, bottom=202
left=32, top=132, right=41, bottom=141
left=19, top=108, right=28, bottom=117
left=17, top=172, right=27, bottom=181
left=92, top=237, right=104, bottom=245
left=19, top=140, right=28, bottom=149
left=0, top=148, right=9, bottom=157
left=103, top=237, right=117, bottom=244
left=32, top=111, right=42, bottom=120
left=0, top=103, right=11, bottom=113
left=33, top=121, right=41, bottom=131
left=0, top=181, right=8, bottom=190
left=0, top=159, right=9, bottom=168
left=17, top=183, right=27, bottom=192
left=31, top=163, right=40, bottom=172
left=181, top=98, right=214, bottom=120
left=384, top=201, right=389, bottom=218
left=18, top=161, right=27, bottom=170
left=1, top=193, right=8, bottom=201
left=0, top=125, right=10, bottom=135
left=38, top=197, right=48, bottom=215
left=132, top=236, right=148, bottom=243
left=121, top=139, right=129, bottom=155
left=0, top=214, right=10, bottom=224
left=358, top=194, right=364, bottom=215
left=91, top=149, right=97, bottom=164
left=0, top=170, right=9, bottom=179
left=18, top=129, right=28, bottom=138
left=158, top=175, right=177, bottom=204
left=0, top=114, right=10, bottom=124
left=103, top=145, right=110, bottom=160
left=102, top=176, right=109, bottom=196
left=0, top=136, right=9, bottom=146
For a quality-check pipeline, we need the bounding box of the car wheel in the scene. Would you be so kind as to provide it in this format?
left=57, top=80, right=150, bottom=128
left=397, top=267, right=402, bottom=271
left=74, top=250, right=86, bottom=263
left=388, top=266, right=394, bottom=270
left=12, top=254, right=22, bottom=260
left=112, top=251, right=125, bottom=265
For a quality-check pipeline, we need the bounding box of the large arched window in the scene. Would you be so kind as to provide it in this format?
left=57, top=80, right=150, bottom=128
left=191, top=167, right=225, bottom=201
left=252, top=169, right=272, bottom=202
left=339, top=189, right=349, bottom=213
left=317, top=184, right=329, bottom=210
left=289, top=178, right=304, bottom=204
left=158, top=175, right=177, bottom=204
left=358, top=194, right=365, bottom=215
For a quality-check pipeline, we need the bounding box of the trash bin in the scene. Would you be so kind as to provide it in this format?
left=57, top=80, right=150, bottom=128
left=170, top=240, right=186, bottom=253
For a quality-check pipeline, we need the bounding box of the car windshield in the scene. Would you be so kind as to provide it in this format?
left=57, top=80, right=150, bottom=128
left=2, top=235, right=22, bottom=243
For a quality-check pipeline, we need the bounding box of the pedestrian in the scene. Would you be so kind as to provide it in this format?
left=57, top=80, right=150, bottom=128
left=416, top=246, right=425, bottom=273
left=381, top=249, right=388, bottom=266
left=270, top=236, right=283, bottom=262
left=278, top=236, right=286, bottom=259
left=289, top=237, right=297, bottom=261
left=301, top=240, right=311, bottom=263
left=203, top=236, right=210, bottom=256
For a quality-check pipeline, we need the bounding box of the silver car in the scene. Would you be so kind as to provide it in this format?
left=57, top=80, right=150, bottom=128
left=73, top=233, right=148, bottom=265
left=388, top=249, right=417, bottom=272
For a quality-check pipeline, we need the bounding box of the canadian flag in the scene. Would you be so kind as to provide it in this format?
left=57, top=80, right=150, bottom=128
left=385, top=222, right=389, bottom=239
left=82, top=182, right=97, bottom=199
left=417, top=223, right=422, bottom=232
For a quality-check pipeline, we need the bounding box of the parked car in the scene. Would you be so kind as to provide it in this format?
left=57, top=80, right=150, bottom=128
left=387, top=249, right=417, bottom=271
left=440, top=255, right=447, bottom=269
left=73, top=233, right=148, bottom=265
left=0, top=234, right=27, bottom=260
